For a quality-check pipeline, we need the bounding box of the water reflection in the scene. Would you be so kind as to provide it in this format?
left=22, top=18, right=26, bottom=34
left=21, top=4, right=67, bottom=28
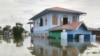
left=13, top=36, right=24, bottom=47
left=1, top=35, right=24, bottom=47
left=2, top=35, right=11, bottom=43
left=33, top=36, right=100, bottom=56
left=0, top=35, right=2, bottom=43
left=1, top=34, right=99, bottom=56
left=0, top=35, right=33, bottom=56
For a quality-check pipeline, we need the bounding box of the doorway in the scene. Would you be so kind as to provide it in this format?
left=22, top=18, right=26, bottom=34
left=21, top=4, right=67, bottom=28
left=63, top=17, right=68, bottom=25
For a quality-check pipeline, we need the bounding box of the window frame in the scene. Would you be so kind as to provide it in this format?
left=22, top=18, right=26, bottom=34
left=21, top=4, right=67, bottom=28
left=72, top=16, right=77, bottom=22
left=40, top=18, right=43, bottom=26
left=45, top=15, right=48, bottom=26
left=52, top=14, right=58, bottom=25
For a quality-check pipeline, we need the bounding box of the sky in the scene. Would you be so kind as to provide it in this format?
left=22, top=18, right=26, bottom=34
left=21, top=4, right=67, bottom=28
left=0, top=0, right=100, bottom=31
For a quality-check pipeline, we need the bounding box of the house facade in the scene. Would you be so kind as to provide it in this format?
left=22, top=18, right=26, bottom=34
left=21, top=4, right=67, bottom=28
left=3, top=25, right=12, bottom=38
left=30, top=7, right=96, bottom=56
left=88, top=28, right=100, bottom=41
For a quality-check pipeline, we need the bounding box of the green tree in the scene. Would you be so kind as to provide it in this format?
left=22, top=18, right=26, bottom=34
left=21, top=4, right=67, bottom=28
left=12, top=23, right=24, bottom=37
left=0, top=26, right=2, bottom=35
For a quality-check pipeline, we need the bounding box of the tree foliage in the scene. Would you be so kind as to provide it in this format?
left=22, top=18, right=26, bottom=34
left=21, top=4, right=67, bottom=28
left=12, top=23, right=24, bottom=37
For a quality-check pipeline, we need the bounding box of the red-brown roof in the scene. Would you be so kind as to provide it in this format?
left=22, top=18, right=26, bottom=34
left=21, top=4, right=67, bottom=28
left=30, top=7, right=86, bottom=20
left=49, top=22, right=84, bottom=31
left=47, top=7, right=86, bottom=14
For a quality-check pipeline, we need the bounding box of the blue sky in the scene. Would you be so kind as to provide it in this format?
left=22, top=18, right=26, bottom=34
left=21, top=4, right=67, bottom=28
left=0, top=0, right=100, bottom=31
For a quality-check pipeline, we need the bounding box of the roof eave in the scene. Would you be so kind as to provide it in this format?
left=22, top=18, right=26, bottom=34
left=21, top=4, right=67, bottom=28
left=29, top=9, right=86, bottom=20
left=48, top=9, right=86, bottom=15
left=49, top=28, right=74, bottom=31
left=30, top=9, right=50, bottom=20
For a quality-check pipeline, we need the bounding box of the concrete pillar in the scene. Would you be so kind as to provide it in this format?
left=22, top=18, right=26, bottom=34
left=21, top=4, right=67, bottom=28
left=79, top=35, right=84, bottom=43
left=91, top=35, right=96, bottom=42
left=61, top=29, right=67, bottom=49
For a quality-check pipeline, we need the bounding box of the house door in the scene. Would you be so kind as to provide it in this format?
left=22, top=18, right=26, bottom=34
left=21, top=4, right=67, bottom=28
left=67, top=34, right=73, bottom=42
left=63, top=17, right=68, bottom=25
left=84, top=34, right=90, bottom=42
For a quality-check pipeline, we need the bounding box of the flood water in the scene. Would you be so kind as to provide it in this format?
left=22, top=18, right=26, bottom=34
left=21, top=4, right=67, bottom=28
left=0, top=35, right=100, bottom=56
left=0, top=35, right=34, bottom=56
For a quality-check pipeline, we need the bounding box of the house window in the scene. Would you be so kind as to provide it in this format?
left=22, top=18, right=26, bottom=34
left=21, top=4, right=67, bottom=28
left=40, top=18, right=43, bottom=26
left=52, top=14, right=58, bottom=25
left=61, top=15, right=68, bottom=25
left=72, top=16, right=77, bottom=22
left=63, top=17, right=68, bottom=25
left=45, top=16, right=48, bottom=25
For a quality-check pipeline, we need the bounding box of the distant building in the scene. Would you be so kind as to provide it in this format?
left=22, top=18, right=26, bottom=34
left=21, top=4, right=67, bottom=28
left=30, top=7, right=96, bottom=56
left=3, top=25, right=12, bottom=38
left=89, top=28, right=100, bottom=41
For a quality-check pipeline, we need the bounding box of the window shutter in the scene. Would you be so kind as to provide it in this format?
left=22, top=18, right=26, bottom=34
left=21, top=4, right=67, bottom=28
left=72, top=16, right=77, bottom=22
left=52, top=14, right=58, bottom=25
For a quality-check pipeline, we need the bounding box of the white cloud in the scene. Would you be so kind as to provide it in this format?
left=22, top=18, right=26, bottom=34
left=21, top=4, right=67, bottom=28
left=0, top=0, right=100, bottom=31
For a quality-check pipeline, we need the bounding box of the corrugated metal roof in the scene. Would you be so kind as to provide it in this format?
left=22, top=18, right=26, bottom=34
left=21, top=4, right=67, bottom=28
left=30, top=7, right=86, bottom=20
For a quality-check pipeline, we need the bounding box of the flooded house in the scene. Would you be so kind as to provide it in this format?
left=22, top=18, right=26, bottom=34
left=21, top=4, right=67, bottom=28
left=30, top=7, right=96, bottom=56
